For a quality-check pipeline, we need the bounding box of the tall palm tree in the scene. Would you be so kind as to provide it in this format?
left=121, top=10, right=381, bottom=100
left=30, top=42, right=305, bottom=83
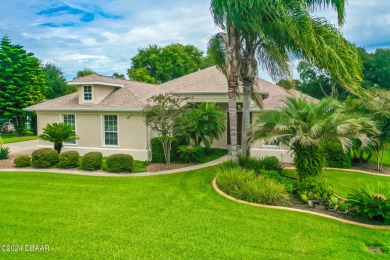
left=249, top=97, right=379, bottom=180
left=210, top=0, right=367, bottom=162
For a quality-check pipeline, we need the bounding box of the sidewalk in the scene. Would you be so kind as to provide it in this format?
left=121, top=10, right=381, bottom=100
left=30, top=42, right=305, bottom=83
left=0, top=155, right=231, bottom=177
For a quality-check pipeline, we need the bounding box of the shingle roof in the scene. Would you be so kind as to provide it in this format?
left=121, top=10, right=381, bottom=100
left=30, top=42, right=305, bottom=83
left=26, top=74, right=161, bottom=111
left=26, top=67, right=317, bottom=112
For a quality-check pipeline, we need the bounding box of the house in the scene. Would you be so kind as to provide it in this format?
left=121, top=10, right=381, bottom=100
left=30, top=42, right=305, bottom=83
left=25, top=66, right=317, bottom=162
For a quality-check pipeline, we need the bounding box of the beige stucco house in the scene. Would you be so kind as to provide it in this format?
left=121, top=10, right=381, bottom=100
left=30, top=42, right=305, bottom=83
left=26, top=66, right=317, bottom=162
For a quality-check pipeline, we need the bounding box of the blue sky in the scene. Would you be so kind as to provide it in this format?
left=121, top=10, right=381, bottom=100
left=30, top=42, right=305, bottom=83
left=1, top=0, right=389, bottom=81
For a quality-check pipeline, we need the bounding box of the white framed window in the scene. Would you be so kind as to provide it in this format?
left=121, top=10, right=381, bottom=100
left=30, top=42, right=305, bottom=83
left=83, top=86, right=93, bottom=101
left=104, top=115, right=118, bottom=146
left=62, top=114, right=76, bottom=144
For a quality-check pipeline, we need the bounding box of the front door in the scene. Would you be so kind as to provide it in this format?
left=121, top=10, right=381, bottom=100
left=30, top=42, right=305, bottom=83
left=227, top=112, right=242, bottom=145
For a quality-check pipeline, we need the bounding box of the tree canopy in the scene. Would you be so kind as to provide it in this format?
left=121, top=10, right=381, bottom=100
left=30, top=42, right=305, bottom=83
left=128, top=43, right=214, bottom=84
left=358, top=47, right=390, bottom=90
left=76, top=68, right=96, bottom=78
left=42, top=62, right=70, bottom=99
left=0, top=36, right=47, bottom=135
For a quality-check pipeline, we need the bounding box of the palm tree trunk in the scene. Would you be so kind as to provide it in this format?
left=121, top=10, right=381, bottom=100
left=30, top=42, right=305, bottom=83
left=225, top=26, right=240, bottom=163
left=241, top=83, right=251, bottom=157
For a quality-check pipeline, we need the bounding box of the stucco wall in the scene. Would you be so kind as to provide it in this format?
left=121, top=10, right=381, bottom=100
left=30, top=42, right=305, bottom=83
left=36, top=111, right=150, bottom=160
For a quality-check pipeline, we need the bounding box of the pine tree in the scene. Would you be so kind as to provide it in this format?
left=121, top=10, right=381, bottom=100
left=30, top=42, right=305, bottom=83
left=0, top=36, right=47, bottom=135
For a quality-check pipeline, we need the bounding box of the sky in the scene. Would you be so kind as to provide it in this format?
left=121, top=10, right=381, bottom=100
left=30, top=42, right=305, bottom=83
left=1, top=0, right=390, bottom=81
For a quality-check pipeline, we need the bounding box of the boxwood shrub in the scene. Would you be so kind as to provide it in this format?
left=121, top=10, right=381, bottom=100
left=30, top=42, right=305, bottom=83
left=81, top=152, right=103, bottom=171
left=32, top=148, right=59, bottom=168
left=59, top=151, right=80, bottom=169
left=151, top=137, right=178, bottom=163
left=324, top=142, right=351, bottom=168
left=14, top=155, right=31, bottom=167
left=106, top=153, right=134, bottom=173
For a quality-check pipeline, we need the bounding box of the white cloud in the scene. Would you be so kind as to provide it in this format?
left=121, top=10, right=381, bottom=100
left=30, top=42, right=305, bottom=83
left=1, top=0, right=389, bottom=82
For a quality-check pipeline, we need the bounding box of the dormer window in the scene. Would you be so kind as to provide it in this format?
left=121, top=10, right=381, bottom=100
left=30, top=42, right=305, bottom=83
left=83, top=86, right=93, bottom=101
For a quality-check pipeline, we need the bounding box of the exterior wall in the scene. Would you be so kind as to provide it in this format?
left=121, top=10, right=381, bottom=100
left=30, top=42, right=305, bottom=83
left=78, top=85, right=116, bottom=105
left=36, top=111, right=150, bottom=160
left=249, top=112, right=293, bottom=163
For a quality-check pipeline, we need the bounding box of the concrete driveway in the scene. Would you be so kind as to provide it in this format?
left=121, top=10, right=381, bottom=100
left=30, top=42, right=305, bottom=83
left=4, top=140, right=38, bottom=155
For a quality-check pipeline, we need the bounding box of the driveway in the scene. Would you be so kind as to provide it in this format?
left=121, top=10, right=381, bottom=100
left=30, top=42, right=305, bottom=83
left=4, top=140, right=38, bottom=155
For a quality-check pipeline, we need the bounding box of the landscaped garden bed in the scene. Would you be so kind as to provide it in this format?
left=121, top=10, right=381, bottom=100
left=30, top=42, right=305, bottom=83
left=215, top=157, right=390, bottom=228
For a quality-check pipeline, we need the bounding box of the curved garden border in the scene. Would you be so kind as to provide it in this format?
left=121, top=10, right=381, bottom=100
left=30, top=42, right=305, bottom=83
left=212, top=178, right=390, bottom=230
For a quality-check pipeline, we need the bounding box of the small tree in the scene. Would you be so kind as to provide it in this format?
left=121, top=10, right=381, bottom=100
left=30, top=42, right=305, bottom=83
left=143, top=94, right=187, bottom=165
left=39, top=123, right=79, bottom=153
left=175, top=102, right=226, bottom=151
left=250, top=97, right=379, bottom=180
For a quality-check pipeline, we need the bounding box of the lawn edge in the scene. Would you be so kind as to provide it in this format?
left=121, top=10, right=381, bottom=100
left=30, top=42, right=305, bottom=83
left=285, top=166, right=390, bottom=177
left=212, top=178, right=390, bottom=230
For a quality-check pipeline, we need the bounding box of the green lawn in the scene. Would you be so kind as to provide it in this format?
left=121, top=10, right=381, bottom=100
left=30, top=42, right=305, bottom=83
left=0, top=167, right=389, bottom=259
left=0, top=133, right=37, bottom=144
left=284, top=168, right=390, bottom=198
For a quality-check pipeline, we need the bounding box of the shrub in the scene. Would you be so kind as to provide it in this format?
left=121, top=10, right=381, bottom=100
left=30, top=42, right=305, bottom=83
left=14, top=155, right=31, bottom=167
left=81, top=152, right=103, bottom=171
left=106, top=154, right=134, bottom=173
left=0, top=146, right=10, bottom=160
left=258, top=156, right=284, bottom=174
left=297, top=177, right=334, bottom=201
left=177, top=145, right=205, bottom=163
left=238, top=156, right=284, bottom=174
left=59, top=151, right=80, bottom=169
left=32, top=148, right=59, bottom=168
left=324, top=142, right=351, bottom=168
left=347, top=183, right=390, bottom=221
left=260, top=170, right=296, bottom=194
left=151, top=137, right=178, bottom=163
left=216, top=166, right=289, bottom=206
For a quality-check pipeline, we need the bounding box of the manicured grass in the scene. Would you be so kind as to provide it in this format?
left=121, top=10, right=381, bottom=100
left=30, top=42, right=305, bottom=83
left=284, top=169, right=390, bottom=198
left=197, top=148, right=228, bottom=163
left=0, top=167, right=389, bottom=259
left=0, top=133, right=37, bottom=144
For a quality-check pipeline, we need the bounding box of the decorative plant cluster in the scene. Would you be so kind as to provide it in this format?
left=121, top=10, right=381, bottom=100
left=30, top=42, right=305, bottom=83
left=177, top=145, right=205, bottom=163
left=13, top=149, right=135, bottom=173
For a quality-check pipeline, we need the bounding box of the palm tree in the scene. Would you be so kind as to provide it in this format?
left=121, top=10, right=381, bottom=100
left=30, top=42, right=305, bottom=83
left=209, top=0, right=367, bottom=162
left=249, top=97, right=379, bottom=180
left=39, top=123, right=79, bottom=153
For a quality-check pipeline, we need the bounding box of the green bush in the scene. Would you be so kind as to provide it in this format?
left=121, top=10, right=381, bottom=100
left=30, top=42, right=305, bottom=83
left=297, top=177, right=334, bottom=201
left=32, top=148, right=59, bottom=168
left=238, top=156, right=284, bottom=174
left=324, top=142, right=351, bottom=168
left=59, top=151, right=80, bottom=169
left=177, top=145, right=205, bottom=163
left=14, top=155, right=31, bottom=167
left=81, top=152, right=103, bottom=171
left=216, top=166, right=289, bottom=206
left=106, top=154, right=134, bottom=173
left=260, top=170, right=296, bottom=194
left=347, top=183, right=390, bottom=222
left=151, top=137, right=178, bottom=163
left=0, top=146, right=10, bottom=160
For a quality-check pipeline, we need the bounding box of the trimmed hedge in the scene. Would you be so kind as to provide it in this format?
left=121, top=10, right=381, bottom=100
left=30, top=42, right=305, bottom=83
left=81, top=152, right=103, bottom=171
left=32, top=148, right=59, bottom=168
left=59, top=151, right=80, bottom=169
left=106, top=154, right=134, bottom=173
left=151, top=137, right=178, bottom=163
left=14, top=155, right=31, bottom=167
left=324, top=142, right=351, bottom=169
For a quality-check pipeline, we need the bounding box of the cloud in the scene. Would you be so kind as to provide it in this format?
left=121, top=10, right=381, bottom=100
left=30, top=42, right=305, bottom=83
left=0, top=0, right=389, bottom=82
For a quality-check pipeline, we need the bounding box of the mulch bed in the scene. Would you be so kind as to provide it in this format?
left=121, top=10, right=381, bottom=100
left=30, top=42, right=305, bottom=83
left=146, top=163, right=194, bottom=172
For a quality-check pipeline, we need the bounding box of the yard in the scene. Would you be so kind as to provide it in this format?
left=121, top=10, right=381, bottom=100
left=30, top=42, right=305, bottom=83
left=0, top=133, right=37, bottom=144
left=0, top=167, right=389, bottom=259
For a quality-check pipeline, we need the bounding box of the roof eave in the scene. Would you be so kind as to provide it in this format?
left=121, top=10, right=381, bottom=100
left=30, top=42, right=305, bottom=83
left=24, top=108, right=143, bottom=112
left=68, top=81, right=125, bottom=88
